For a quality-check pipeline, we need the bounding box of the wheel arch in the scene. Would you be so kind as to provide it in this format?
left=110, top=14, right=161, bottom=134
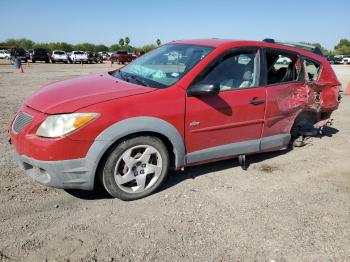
left=85, top=117, right=186, bottom=188
left=290, top=110, right=318, bottom=137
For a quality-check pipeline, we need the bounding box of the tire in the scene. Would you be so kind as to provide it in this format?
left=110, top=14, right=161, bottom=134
left=101, top=136, right=169, bottom=201
left=45, top=59, right=49, bottom=63
left=32, top=59, right=35, bottom=63
left=52, top=60, right=55, bottom=63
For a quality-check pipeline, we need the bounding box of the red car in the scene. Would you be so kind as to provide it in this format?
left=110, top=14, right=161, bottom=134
left=110, top=51, right=135, bottom=64
left=9, top=39, right=341, bottom=200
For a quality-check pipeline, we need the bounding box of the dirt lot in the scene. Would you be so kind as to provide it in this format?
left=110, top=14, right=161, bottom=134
left=0, top=61, right=349, bottom=261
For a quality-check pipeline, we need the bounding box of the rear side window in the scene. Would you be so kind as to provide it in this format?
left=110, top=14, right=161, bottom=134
left=304, top=59, right=321, bottom=82
left=265, top=50, right=301, bottom=85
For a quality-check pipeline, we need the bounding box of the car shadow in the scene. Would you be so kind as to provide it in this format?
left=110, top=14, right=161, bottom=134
left=64, top=183, right=113, bottom=200
left=160, top=149, right=289, bottom=192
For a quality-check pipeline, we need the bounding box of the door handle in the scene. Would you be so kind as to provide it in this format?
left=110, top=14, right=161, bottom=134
left=250, top=98, right=265, bottom=105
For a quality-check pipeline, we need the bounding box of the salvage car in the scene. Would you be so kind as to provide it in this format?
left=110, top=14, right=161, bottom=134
left=342, top=55, right=350, bottom=65
left=10, top=47, right=28, bottom=63
left=0, top=50, right=10, bottom=59
left=31, top=48, right=50, bottom=63
left=110, top=50, right=135, bottom=64
left=87, top=51, right=103, bottom=64
left=8, top=39, right=341, bottom=200
left=69, top=51, right=88, bottom=63
left=326, top=55, right=342, bottom=64
left=51, top=50, right=69, bottom=63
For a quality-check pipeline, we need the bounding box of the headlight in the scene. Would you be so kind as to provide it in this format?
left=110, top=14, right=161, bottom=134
left=36, top=113, right=99, bottom=138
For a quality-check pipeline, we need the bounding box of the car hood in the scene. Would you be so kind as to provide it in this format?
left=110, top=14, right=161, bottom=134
left=25, top=73, right=155, bottom=114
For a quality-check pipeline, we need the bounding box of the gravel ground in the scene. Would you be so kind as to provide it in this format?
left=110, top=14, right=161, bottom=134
left=0, top=61, right=349, bottom=261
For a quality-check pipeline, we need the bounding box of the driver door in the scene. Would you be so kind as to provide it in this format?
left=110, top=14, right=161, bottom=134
left=185, top=48, right=266, bottom=164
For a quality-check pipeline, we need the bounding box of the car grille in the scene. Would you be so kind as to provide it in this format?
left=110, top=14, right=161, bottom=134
left=12, top=112, right=33, bottom=134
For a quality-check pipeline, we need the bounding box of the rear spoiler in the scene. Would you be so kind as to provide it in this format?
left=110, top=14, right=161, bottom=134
left=263, top=38, right=323, bottom=56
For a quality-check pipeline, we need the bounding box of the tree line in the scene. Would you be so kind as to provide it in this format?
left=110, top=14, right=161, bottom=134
left=1, top=37, right=350, bottom=55
left=0, top=37, right=162, bottom=53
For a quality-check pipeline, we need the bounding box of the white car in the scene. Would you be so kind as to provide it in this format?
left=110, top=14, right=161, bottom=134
left=69, top=51, right=88, bottom=63
left=342, top=55, right=350, bottom=65
left=51, top=50, right=68, bottom=63
left=0, top=50, right=10, bottom=59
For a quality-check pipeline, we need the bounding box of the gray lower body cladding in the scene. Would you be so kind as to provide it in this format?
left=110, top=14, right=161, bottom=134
left=14, top=153, right=94, bottom=190
left=186, top=134, right=291, bottom=164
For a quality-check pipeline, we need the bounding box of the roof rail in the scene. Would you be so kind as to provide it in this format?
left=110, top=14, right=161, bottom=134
left=262, top=38, right=323, bottom=56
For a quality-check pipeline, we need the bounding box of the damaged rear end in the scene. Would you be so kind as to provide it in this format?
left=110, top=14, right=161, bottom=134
left=291, top=54, right=341, bottom=141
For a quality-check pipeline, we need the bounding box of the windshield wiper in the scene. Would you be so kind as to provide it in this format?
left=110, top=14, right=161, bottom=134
left=127, top=74, right=149, bottom=87
left=119, top=71, right=149, bottom=87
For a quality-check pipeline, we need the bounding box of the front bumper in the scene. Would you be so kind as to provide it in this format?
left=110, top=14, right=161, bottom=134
left=14, top=152, right=95, bottom=190
left=53, top=58, right=68, bottom=62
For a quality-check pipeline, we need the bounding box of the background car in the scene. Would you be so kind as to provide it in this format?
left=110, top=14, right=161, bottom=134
left=32, top=48, right=50, bottom=63
left=110, top=50, right=135, bottom=64
left=326, top=55, right=342, bottom=64
left=98, top=51, right=109, bottom=60
left=51, top=50, right=68, bottom=63
left=10, top=47, right=28, bottom=63
left=0, top=50, right=11, bottom=59
left=87, top=51, right=103, bottom=63
left=341, top=55, right=350, bottom=64
left=69, top=51, right=88, bottom=63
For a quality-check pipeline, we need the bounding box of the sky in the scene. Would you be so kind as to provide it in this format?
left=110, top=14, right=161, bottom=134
left=0, top=0, right=349, bottom=50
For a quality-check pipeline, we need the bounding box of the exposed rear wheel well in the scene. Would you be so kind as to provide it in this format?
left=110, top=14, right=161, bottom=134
left=94, top=131, right=176, bottom=188
left=290, top=111, right=317, bottom=138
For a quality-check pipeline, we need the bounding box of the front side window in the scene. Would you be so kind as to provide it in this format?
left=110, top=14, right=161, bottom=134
left=113, top=44, right=214, bottom=88
left=266, top=50, right=301, bottom=85
left=194, top=50, right=260, bottom=91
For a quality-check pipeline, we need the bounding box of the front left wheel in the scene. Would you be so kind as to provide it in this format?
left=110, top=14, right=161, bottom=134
left=101, top=136, right=169, bottom=201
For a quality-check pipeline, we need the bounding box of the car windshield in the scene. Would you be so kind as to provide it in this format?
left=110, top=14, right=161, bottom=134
left=55, top=51, right=65, bottom=55
left=112, top=43, right=214, bottom=88
left=35, top=49, right=47, bottom=54
left=75, top=51, right=84, bottom=55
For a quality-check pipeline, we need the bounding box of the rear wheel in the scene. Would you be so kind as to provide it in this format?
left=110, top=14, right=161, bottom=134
left=101, top=136, right=169, bottom=201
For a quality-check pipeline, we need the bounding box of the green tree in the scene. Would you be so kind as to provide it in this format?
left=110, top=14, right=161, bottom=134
left=334, top=39, right=350, bottom=55
left=300, top=42, right=330, bottom=55
left=109, top=44, right=121, bottom=52
left=3, top=38, right=34, bottom=49
left=95, top=44, right=109, bottom=52
left=119, top=38, right=125, bottom=47
left=312, top=43, right=330, bottom=55
left=125, top=37, right=130, bottom=46
left=140, top=44, right=157, bottom=53
left=156, top=39, right=161, bottom=46
left=74, top=42, right=96, bottom=51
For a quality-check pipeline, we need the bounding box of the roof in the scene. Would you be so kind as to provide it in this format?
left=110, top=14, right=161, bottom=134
left=171, top=38, right=325, bottom=61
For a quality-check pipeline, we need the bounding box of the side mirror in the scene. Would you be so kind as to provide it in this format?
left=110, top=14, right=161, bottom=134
left=187, top=83, right=220, bottom=97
